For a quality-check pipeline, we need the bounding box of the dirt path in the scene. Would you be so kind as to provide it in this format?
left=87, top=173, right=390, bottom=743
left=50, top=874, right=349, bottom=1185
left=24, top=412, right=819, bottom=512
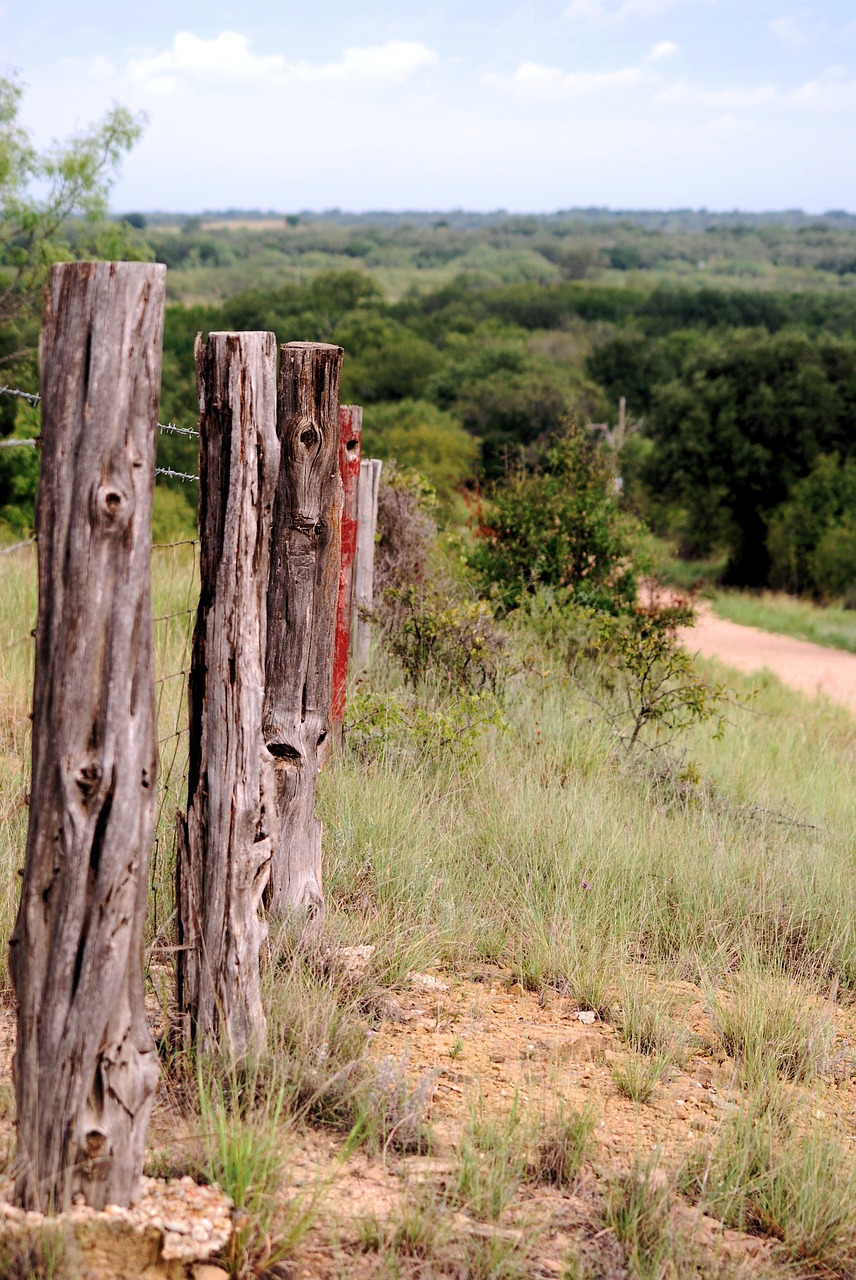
left=680, top=605, right=856, bottom=713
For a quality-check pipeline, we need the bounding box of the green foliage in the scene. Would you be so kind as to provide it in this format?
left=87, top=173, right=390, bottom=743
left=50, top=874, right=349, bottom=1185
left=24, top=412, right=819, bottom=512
left=639, top=329, right=856, bottom=583
left=604, top=1158, right=671, bottom=1278
left=345, top=683, right=504, bottom=766
left=767, top=453, right=856, bottom=598
left=0, top=403, right=39, bottom=534
left=471, top=422, right=639, bottom=615
left=151, top=486, right=197, bottom=545
left=198, top=1073, right=316, bottom=1279
left=708, top=967, right=835, bottom=1085
left=682, top=1093, right=856, bottom=1275
left=361, top=398, right=477, bottom=497
left=380, top=586, right=505, bottom=694
left=530, top=1103, right=595, bottom=1189
left=589, top=599, right=729, bottom=753
left=0, top=74, right=147, bottom=342
left=0, top=1227, right=77, bottom=1280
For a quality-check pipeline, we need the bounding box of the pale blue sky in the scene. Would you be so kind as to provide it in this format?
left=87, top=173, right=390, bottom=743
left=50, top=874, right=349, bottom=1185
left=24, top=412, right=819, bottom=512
left=3, top=2, right=855, bottom=212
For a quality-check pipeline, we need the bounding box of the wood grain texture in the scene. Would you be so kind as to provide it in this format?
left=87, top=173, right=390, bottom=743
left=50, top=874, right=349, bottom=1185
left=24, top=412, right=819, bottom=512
left=9, top=262, right=165, bottom=1210
left=264, top=342, right=343, bottom=932
left=331, top=406, right=362, bottom=749
left=177, top=332, right=279, bottom=1059
left=352, top=458, right=383, bottom=669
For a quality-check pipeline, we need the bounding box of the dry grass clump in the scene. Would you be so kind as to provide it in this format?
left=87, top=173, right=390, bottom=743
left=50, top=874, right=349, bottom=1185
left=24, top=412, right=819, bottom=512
left=610, top=1052, right=672, bottom=1105
left=529, top=1102, right=595, bottom=1189
left=681, top=1090, right=856, bottom=1277
left=708, top=967, right=835, bottom=1084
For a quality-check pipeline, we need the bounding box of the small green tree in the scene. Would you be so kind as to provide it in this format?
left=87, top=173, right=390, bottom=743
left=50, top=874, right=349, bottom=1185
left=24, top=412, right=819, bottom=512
left=471, top=421, right=640, bottom=615
left=0, top=74, right=146, bottom=364
left=767, top=454, right=856, bottom=598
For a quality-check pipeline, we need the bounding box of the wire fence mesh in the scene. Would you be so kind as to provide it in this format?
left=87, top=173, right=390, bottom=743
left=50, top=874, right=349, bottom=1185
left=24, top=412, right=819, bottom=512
left=0, top=384, right=201, bottom=961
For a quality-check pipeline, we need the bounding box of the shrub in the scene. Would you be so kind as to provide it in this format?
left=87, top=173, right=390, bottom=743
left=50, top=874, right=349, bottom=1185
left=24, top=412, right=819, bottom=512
left=767, top=453, right=856, bottom=597
left=471, top=421, right=640, bottom=615
left=587, top=597, right=729, bottom=753
left=374, top=465, right=507, bottom=696
left=362, top=398, right=477, bottom=498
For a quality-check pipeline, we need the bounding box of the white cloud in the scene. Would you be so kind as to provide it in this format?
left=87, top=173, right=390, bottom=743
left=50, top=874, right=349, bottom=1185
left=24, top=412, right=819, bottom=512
left=88, top=55, right=116, bottom=81
left=564, top=0, right=704, bottom=23
left=771, top=14, right=809, bottom=48
left=484, top=60, right=641, bottom=98
left=656, top=79, right=777, bottom=107
left=296, top=42, right=438, bottom=84
left=127, top=31, right=437, bottom=95
left=789, top=68, right=856, bottom=110
left=650, top=41, right=680, bottom=59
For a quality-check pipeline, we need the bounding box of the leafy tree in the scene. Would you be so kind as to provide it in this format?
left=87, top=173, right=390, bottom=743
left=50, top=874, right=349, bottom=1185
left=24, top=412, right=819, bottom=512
left=471, top=421, right=640, bottom=614
left=641, top=329, right=856, bottom=584
left=361, top=399, right=477, bottom=497
left=0, top=74, right=147, bottom=367
left=767, top=454, right=856, bottom=597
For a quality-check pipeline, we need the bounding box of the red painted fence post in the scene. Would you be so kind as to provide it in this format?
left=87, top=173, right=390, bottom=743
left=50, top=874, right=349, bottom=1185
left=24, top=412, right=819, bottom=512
left=331, top=404, right=362, bottom=750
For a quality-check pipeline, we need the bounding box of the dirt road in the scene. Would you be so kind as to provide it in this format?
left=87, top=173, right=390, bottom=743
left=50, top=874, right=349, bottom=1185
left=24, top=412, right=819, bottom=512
left=680, top=606, right=856, bottom=714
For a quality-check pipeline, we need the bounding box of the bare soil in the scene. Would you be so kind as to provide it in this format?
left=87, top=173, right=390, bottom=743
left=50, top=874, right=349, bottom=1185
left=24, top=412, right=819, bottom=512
left=2, top=965, right=855, bottom=1277
left=681, top=605, right=856, bottom=713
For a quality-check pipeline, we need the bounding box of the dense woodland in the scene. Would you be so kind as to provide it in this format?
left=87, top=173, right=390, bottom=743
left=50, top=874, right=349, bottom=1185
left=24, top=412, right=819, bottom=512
left=4, top=209, right=856, bottom=596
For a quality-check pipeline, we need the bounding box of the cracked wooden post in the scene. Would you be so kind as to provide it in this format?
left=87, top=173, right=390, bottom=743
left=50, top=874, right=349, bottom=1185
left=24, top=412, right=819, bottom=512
left=264, top=342, right=343, bottom=933
left=331, top=405, right=362, bottom=751
left=176, top=332, right=279, bottom=1059
left=352, top=458, right=383, bottom=669
left=9, top=261, right=165, bottom=1211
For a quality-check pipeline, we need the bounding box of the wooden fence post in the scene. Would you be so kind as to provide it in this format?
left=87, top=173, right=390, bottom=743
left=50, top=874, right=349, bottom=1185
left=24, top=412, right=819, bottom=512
left=352, top=458, right=383, bottom=669
left=9, top=262, right=165, bottom=1210
left=264, top=342, right=343, bottom=932
left=331, top=405, right=362, bottom=750
left=177, top=332, right=279, bottom=1059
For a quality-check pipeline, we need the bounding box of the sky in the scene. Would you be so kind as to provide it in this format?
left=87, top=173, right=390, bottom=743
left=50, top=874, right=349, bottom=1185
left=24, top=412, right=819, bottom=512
left=2, top=1, right=856, bottom=214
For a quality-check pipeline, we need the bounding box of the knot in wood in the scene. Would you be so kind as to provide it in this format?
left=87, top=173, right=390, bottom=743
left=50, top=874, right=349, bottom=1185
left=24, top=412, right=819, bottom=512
left=290, top=514, right=319, bottom=538
left=83, top=1130, right=108, bottom=1159
left=75, top=759, right=103, bottom=802
left=92, top=480, right=132, bottom=532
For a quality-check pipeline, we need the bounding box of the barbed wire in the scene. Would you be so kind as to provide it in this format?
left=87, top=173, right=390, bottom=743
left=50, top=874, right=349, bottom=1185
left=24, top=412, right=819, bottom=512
left=1, top=384, right=200, bottom=437
left=0, top=386, right=40, bottom=405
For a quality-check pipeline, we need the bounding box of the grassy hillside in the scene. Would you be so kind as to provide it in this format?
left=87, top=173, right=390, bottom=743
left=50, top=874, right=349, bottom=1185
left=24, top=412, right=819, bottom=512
left=2, top=540, right=855, bottom=1277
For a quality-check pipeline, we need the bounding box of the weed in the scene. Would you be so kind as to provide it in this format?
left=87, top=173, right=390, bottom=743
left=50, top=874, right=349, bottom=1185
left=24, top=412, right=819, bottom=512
left=463, top=1231, right=532, bottom=1280
left=604, top=1157, right=671, bottom=1279
left=530, top=1103, right=595, bottom=1189
left=450, top=1102, right=528, bottom=1221
left=356, top=1054, right=434, bottom=1155
left=611, top=1052, right=671, bottom=1104
left=616, top=977, right=691, bottom=1064
left=709, top=967, right=835, bottom=1084
left=0, top=1228, right=76, bottom=1280
left=198, top=1073, right=319, bottom=1280
left=263, top=960, right=368, bottom=1129
left=682, top=1090, right=856, bottom=1276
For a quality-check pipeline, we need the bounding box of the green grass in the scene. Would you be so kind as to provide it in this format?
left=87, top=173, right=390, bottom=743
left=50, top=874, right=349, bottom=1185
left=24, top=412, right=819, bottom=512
left=712, top=589, right=856, bottom=654
left=2, top=543, right=856, bottom=1277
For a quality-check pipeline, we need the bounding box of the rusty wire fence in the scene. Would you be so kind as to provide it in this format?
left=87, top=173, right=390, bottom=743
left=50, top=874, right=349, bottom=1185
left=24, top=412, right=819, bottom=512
left=0, top=386, right=200, bottom=961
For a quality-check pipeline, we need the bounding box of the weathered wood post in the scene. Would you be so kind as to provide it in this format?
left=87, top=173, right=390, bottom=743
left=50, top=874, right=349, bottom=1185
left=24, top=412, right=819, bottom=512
left=331, top=405, right=362, bottom=750
left=176, top=332, right=279, bottom=1059
left=264, top=342, right=343, bottom=933
left=352, top=458, right=383, bottom=669
left=9, top=262, right=165, bottom=1211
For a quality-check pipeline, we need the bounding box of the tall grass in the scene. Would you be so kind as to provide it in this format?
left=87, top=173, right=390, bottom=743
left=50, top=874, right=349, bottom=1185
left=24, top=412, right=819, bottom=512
left=321, top=657, right=856, bottom=995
